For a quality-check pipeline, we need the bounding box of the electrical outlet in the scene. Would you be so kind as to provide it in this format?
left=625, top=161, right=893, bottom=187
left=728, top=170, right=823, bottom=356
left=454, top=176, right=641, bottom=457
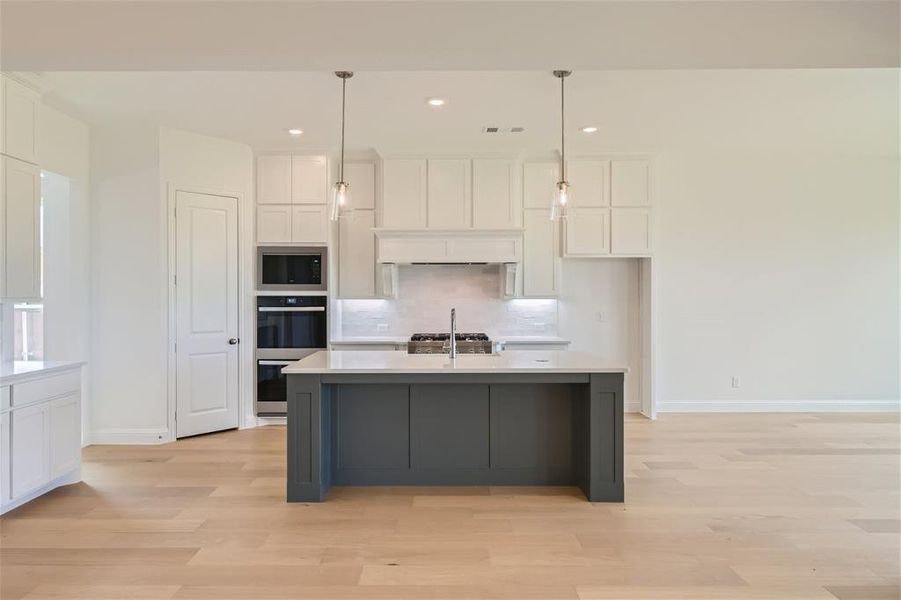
left=376, top=323, right=388, bottom=332
left=595, top=312, right=607, bottom=322
left=731, top=376, right=741, bottom=388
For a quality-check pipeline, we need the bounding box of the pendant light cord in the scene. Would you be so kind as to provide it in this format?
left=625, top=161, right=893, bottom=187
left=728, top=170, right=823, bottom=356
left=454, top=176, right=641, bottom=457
left=560, top=74, right=566, bottom=181
left=340, top=76, right=346, bottom=183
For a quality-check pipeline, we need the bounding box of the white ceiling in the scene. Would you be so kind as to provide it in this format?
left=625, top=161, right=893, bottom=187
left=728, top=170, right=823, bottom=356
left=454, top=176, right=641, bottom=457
left=3, top=1, right=898, bottom=71
left=40, top=69, right=898, bottom=155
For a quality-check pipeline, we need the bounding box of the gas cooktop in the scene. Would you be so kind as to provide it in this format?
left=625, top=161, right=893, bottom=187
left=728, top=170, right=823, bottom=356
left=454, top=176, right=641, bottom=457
left=408, top=332, right=493, bottom=354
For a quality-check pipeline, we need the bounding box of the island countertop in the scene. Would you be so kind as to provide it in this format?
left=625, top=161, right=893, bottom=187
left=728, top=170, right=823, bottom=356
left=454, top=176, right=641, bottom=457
left=282, top=350, right=628, bottom=375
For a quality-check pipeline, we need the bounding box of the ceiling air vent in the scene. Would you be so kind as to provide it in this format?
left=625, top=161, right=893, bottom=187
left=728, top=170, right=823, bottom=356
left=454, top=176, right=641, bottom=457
left=482, top=127, right=525, bottom=134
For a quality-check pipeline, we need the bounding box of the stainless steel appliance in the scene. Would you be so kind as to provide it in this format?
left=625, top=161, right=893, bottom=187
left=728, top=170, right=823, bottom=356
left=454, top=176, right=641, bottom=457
left=407, top=332, right=492, bottom=355
left=256, top=246, right=326, bottom=292
left=255, top=295, right=328, bottom=416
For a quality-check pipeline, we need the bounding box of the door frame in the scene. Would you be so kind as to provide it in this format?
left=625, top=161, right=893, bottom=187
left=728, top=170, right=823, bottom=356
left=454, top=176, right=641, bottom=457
left=165, top=183, right=251, bottom=442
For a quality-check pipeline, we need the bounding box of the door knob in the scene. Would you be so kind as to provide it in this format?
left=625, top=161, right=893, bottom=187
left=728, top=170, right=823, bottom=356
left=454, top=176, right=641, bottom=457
left=228, top=338, right=239, bottom=345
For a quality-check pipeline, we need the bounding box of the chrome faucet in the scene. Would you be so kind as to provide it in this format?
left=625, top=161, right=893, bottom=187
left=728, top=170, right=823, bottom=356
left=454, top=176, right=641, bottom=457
left=447, top=308, right=457, bottom=359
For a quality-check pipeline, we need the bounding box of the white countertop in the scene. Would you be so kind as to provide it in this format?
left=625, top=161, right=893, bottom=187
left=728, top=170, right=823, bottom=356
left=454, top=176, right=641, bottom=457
left=498, top=336, right=571, bottom=345
left=330, top=337, right=408, bottom=345
left=282, top=350, right=626, bottom=375
left=330, top=336, right=570, bottom=346
left=0, top=361, right=85, bottom=385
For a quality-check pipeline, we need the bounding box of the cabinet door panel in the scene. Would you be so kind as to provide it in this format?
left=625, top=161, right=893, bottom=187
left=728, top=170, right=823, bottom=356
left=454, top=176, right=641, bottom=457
left=344, top=162, right=376, bottom=211
left=1, top=77, right=39, bottom=164
left=292, top=205, right=328, bottom=244
left=10, top=402, right=50, bottom=499
left=2, top=156, right=41, bottom=300
left=256, top=205, right=292, bottom=243
left=611, top=159, right=651, bottom=207
left=0, top=411, right=9, bottom=503
left=472, top=159, right=519, bottom=228
left=523, top=162, right=559, bottom=209
left=339, top=210, right=376, bottom=297
left=50, top=394, right=80, bottom=478
left=427, top=159, right=471, bottom=229
left=564, top=208, right=609, bottom=256
left=256, top=155, right=291, bottom=204
left=611, top=208, right=652, bottom=255
left=291, top=156, right=328, bottom=204
left=381, top=159, right=426, bottom=228
left=566, top=160, right=609, bottom=207
left=523, top=209, right=558, bottom=296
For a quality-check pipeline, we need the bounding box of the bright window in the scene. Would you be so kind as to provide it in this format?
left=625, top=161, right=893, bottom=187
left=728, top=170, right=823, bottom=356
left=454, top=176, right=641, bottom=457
left=13, top=303, right=43, bottom=361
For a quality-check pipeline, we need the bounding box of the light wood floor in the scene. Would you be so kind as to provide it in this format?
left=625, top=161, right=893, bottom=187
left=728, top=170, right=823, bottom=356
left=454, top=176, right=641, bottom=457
left=1, top=414, right=899, bottom=600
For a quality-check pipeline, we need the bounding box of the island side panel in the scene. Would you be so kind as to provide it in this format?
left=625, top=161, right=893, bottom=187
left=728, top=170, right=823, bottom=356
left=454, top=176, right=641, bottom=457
left=286, top=374, right=331, bottom=502
left=583, top=372, right=625, bottom=502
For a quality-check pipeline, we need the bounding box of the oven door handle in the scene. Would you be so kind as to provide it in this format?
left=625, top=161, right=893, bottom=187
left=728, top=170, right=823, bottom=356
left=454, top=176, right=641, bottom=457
left=257, top=307, right=325, bottom=312
left=258, top=360, right=295, bottom=366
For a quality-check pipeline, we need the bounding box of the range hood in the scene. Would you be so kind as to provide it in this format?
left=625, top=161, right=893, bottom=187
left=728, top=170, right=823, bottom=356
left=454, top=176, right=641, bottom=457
left=373, top=228, right=522, bottom=299
left=374, top=228, right=523, bottom=264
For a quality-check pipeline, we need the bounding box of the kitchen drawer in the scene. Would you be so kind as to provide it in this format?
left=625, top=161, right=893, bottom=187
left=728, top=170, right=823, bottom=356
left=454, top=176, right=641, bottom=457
left=11, top=369, right=81, bottom=408
left=1, top=386, right=9, bottom=411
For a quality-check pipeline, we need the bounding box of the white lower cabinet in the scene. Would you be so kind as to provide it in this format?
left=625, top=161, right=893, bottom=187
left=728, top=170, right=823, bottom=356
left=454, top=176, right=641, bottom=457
left=564, top=208, right=610, bottom=257
left=1, top=366, right=82, bottom=515
left=10, top=400, right=51, bottom=499
left=50, top=394, right=81, bottom=478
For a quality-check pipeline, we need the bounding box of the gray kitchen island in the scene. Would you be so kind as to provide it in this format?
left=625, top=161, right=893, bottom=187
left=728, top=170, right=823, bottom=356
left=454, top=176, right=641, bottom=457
left=283, top=350, right=626, bottom=502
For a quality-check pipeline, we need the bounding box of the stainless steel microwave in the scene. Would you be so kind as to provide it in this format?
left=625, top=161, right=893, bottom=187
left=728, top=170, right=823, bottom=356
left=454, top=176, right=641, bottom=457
left=256, top=246, right=327, bottom=291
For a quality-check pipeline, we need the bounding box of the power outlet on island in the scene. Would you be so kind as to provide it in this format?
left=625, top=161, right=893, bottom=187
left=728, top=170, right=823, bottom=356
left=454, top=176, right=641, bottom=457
left=731, top=376, right=741, bottom=388
left=376, top=323, right=388, bottom=333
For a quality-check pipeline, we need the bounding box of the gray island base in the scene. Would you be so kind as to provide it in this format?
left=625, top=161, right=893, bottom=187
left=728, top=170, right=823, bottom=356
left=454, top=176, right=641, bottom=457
left=284, top=351, right=625, bottom=503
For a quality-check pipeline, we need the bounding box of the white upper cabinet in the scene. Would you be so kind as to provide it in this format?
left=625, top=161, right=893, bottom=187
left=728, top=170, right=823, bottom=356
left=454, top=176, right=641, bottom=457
left=611, top=208, right=652, bottom=255
left=611, top=159, right=651, bottom=207
left=291, top=205, right=328, bottom=244
left=472, top=158, right=519, bottom=229
left=2, top=156, right=41, bottom=300
left=344, top=162, right=376, bottom=210
left=256, top=155, right=292, bottom=204
left=523, top=162, right=558, bottom=210
left=427, top=159, right=471, bottom=229
left=523, top=209, right=558, bottom=297
left=256, top=205, right=292, bottom=244
left=1, top=76, right=39, bottom=164
left=564, top=208, right=610, bottom=257
left=291, top=156, right=328, bottom=204
left=381, top=159, right=427, bottom=228
left=566, top=159, right=609, bottom=207
left=339, top=209, right=376, bottom=298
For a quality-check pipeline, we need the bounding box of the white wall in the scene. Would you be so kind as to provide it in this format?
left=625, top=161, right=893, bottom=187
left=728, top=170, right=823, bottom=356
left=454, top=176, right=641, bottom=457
left=38, top=103, right=92, bottom=438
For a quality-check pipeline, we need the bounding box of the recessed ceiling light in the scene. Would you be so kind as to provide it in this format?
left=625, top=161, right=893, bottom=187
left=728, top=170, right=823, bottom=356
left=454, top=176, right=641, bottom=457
left=427, top=98, right=446, bottom=107
left=581, top=126, right=598, bottom=133
left=287, top=128, right=303, bottom=136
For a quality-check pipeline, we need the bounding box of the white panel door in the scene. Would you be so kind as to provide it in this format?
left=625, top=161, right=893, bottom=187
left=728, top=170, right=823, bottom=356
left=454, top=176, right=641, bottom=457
left=427, top=159, right=471, bottom=229
left=291, top=205, right=328, bottom=244
left=472, top=159, right=519, bottom=228
left=1, top=76, right=39, bottom=164
left=523, top=162, right=559, bottom=209
left=10, top=402, right=50, bottom=498
left=566, top=160, right=609, bottom=207
left=49, top=394, right=80, bottom=478
left=291, top=156, right=328, bottom=204
left=176, top=191, right=239, bottom=438
left=381, top=159, right=427, bottom=228
left=611, top=159, right=651, bottom=207
left=564, top=208, right=610, bottom=256
left=256, top=205, right=292, bottom=244
left=345, top=162, right=376, bottom=210
left=2, top=156, right=41, bottom=300
left=523, top=209, right=558, bottom=296
left=256, top=155, right=292, bottom=204
left=339, top=209, right=376, bottom=298
left=611, top=208, right=652, bottom=255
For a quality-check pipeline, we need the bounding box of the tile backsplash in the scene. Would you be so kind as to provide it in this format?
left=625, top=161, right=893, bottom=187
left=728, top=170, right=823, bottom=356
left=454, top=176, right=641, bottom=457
left=339, top=265, right=558, bottom=337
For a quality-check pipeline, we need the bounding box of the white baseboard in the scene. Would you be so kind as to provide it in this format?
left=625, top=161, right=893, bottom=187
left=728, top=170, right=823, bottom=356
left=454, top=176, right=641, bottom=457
left=658, top=399, right=901, bottom=413
left=624, top=401, right=641, bottom=413
left=88, top=428, right=172, bottom=444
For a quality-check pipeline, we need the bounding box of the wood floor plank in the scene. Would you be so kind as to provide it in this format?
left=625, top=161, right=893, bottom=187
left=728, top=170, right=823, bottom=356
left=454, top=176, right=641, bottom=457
left=0, top=416, right=897, bottom=599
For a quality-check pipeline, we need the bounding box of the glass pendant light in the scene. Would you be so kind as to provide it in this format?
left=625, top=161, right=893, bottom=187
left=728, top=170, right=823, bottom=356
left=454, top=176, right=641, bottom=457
left=330, top=71, right=353, bottom=221
left=551, top=70, right=572, bottom=221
